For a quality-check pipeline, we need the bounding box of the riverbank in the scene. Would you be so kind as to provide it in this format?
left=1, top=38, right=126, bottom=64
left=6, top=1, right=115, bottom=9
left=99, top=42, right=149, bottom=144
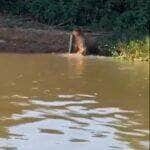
left=0, top=14, right=149, bottom=61
left=0, top=27, right=69, bottom=53
left=0, top=14, right=112, bottom=55
left=0, top=14, right=69, bottom=53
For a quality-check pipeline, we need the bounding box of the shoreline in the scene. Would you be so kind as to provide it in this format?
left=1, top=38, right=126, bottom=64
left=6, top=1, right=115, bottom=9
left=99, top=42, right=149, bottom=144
left=0, top=27, right=149, bottom=62
left=0, top=27, right=108, bottom=55
left=0, top=14, right=111, bottom=55
left=0, top=14, right=149, bottom=62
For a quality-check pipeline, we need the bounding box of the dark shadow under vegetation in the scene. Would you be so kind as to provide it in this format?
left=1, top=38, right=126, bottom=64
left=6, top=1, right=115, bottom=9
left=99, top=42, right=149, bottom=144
left=0, top=0, right=149, bottom=61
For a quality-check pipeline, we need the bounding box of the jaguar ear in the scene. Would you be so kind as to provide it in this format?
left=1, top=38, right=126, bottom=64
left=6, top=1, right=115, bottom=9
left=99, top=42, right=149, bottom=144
left=68, top=34, right=73, bottom=53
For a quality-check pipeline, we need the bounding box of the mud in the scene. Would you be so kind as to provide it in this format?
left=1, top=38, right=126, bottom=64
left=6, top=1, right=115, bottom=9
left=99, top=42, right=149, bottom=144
left=0, top=27, right=70, bottom=53
left=0, top=14, right=111, bottom=54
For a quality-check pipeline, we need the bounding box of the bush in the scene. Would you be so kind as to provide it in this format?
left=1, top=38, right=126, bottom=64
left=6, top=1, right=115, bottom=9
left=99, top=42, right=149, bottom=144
left=0, top=0, right=149, bottom=33
left=98, top=34, right=149, bottom=61
left=116, top=37, right=149, bottom=61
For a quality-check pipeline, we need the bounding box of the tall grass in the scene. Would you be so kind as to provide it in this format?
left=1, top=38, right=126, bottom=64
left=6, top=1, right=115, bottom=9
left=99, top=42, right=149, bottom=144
left=115, top=37, right=149, bottom=61
left=98, top=35, right=149, bottom=61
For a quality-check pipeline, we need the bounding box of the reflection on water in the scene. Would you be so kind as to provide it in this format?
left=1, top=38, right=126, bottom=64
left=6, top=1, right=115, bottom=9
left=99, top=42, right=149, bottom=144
left=0, top=54, right=149, bottom=150
left=67, top=54, right=85, bottom=75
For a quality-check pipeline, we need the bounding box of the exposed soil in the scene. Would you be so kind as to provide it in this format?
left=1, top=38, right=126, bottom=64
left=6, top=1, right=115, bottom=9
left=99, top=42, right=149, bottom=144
left=0, top=27, right=70, bottom=53
left=0, top=14, right=111, bottom=54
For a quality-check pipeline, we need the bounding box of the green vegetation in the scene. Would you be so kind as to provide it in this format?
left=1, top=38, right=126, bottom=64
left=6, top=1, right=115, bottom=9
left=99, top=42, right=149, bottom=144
left=115, top=37, right=149, bottom=61
left=0, top=0, right=149, bottom=32
left=98, top=34, right=149, bottom=61
left=0, top=0, right=149, bottom=61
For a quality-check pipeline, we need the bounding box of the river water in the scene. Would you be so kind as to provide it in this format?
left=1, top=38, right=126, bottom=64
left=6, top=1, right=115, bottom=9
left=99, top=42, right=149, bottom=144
left=0, top=54, right=149, bottom=150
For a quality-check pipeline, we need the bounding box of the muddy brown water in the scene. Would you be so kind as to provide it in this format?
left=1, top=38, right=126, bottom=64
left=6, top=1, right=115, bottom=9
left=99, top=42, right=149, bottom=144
left=0, top=53, right=149, bottom=150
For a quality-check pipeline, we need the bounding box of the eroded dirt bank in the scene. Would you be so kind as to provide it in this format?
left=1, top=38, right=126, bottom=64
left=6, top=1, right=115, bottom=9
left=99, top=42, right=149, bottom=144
left=0, top=27, right=70, bottom=53
left=0, top=14, right=111, bottom=54
left=0, top=14, right=71, bottom=53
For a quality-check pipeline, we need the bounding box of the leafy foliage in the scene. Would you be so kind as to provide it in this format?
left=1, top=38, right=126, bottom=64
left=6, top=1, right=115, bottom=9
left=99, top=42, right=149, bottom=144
left=97, top=34, right=149, bottom=61
left=0, top=0, right=149, bottom=32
